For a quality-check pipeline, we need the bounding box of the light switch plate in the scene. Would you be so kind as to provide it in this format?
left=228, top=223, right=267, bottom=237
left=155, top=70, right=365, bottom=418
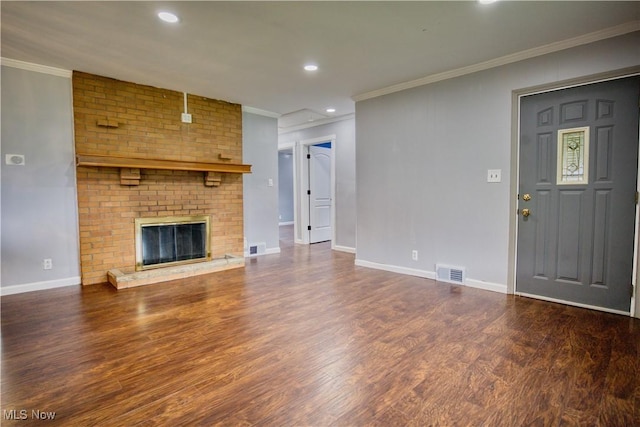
left=487, top=169, right=501, bottom=183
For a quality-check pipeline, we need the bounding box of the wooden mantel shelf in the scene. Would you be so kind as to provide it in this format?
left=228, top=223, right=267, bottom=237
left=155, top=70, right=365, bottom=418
left=76, top=154, right=251, bottom=174
left=76, top=154, right=251, bottom=187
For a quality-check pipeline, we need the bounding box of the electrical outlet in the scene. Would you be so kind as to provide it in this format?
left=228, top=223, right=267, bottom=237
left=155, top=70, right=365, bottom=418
left=412, top=250, right=418, bottom=261
left=43, top=258, right=53, bottom=270
left=487, top=169, right=502, bottom=183
left=181, top=113, right=192, bottom=123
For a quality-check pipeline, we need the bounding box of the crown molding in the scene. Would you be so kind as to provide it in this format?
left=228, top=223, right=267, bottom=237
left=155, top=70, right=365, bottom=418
left=242, top=106, right=281, bottom=118
left=0, top=57, right=72, bottom=78
left=353, top=21, right=640, bottom=102
left=278, top=113, right=355, bottom=135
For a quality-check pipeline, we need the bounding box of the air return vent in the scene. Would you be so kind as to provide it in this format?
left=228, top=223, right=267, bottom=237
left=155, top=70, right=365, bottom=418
left=246, top=242, right=266, bottom=257
left=435, top=264, right=466, bottom=285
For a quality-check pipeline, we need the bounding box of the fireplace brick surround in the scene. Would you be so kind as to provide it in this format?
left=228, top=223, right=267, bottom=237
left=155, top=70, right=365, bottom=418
left=73, top=72, right=245, bottom=285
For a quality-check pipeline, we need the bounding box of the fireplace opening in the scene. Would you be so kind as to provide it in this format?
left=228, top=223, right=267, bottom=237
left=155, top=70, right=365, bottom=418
left=135, top=216, right=210, bottom=271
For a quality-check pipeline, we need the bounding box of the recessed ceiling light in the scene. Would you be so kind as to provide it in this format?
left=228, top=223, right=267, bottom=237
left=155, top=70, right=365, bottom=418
left=478, top=0, right=498, bottom=4
left=304, top=64, right=318, bottom=71
left=326, top=108, right=336, bottom=113
left=158, top=11, right=179, bottom=23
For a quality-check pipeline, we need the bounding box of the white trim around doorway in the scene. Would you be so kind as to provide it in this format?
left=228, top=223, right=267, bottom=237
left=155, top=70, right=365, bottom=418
left=294, top=135, right=337, bottom=248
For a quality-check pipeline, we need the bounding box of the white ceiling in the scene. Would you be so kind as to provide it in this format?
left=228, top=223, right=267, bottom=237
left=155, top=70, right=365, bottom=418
left=2, top=1, right=639, bottom=130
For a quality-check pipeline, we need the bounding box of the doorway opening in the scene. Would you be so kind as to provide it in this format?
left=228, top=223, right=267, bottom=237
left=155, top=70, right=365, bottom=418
left=278, top=148, right=295, bottom=246
left=285, top=134, right=336, bottom=247
left=278, top=149, right=294, bottom=226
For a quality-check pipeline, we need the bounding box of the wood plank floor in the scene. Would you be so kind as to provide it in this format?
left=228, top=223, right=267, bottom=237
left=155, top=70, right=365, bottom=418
left=2, top=226, right=639, bottom=426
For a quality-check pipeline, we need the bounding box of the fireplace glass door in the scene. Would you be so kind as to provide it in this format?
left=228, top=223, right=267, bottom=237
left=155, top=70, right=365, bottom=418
left=135, top=216, right=210, bottom=270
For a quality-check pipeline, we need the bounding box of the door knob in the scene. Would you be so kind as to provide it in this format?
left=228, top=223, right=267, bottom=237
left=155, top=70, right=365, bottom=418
left=521, top=208, right=531, bottom=217
left=522, top=193, right=531, bottom=201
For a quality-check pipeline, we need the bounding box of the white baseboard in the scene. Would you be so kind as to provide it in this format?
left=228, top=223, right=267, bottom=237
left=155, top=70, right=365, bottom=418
left=465, top=278, right=507, bottom=294
left=333, top=245, right=356, bottom=254
left=354, top=259, right=507, bottom=294
left=279, top=221, right=294, bottom=226
left=355, top=259, right=436, bottom=280
left=244, top=247, right=281, bottom=257
left=1, top=276, right=81, bottom=296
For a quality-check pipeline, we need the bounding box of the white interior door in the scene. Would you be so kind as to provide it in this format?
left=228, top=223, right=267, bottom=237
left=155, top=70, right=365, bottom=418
left=309, top=145, right=332, bottom=243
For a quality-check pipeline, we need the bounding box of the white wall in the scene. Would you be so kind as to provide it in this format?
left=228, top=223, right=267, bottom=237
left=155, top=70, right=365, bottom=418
left=243, top=111, right=280, bottom=255
left=1, top=64, right=80, bottom=294
left=355, top=32, right=640, bottom=293
left=279, top=117, right=356, bottom=250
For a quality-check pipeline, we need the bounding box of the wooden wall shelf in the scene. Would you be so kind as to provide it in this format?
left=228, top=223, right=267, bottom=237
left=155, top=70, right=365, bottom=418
left=76, top=154, right=251, bottom=187
left=76, top=154, right=251, bottom=174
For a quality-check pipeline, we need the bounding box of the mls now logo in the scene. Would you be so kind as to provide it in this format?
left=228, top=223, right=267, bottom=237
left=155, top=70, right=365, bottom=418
left=3, top=409, right=56, bottom=420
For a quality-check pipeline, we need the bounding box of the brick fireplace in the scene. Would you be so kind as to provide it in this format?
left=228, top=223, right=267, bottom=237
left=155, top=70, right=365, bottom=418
left=73, top=72, right=248, bottom=286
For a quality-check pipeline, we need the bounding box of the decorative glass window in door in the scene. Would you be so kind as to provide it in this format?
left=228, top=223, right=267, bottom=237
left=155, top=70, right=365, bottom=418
left=557, top=126, right=589, bottom=185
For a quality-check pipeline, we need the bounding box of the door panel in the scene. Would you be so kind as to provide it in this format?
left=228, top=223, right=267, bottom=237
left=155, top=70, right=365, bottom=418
left=517, top=77, right=639, bottom=312
left=595, top=126, right=613, bottom=181
left=536, top=132, right=553, bottom=183
left=556, top=190, right=583, bottom=282
left=533, top=190, right=550, bottom=278
left=591, top=190, right=610, bottom=286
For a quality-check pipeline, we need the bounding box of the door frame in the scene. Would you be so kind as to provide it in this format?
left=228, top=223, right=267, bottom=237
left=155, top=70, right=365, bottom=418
left=508, top=66, right=640, bottom=317
left=289, top=134, right=336, bottom=247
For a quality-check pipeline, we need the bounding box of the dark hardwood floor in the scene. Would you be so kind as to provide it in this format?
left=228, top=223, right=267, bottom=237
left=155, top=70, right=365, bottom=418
left=2, top=225, right=639, bottom=425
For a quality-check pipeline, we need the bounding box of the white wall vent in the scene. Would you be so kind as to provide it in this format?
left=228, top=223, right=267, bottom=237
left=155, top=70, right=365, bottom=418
left=435, top=264, right=466, bottom=285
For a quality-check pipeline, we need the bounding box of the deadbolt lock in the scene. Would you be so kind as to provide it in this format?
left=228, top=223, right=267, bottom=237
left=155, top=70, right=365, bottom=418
left=522, top=193, right=531, bottom=201
left=521, top=208, right=531, bottom=217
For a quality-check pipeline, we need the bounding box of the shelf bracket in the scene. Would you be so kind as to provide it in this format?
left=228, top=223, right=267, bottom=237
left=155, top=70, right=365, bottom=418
left=120, top=168, right=141, bottom=186
left=204, top=171, right=222, bottom=187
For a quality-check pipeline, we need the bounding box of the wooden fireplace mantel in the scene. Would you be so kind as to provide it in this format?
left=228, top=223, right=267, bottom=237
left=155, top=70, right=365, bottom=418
left=76, top=154, right=251, bottom=186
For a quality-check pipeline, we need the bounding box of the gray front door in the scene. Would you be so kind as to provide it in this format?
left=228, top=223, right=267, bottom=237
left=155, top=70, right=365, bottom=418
left=517, top=76, right=639, bottom=312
